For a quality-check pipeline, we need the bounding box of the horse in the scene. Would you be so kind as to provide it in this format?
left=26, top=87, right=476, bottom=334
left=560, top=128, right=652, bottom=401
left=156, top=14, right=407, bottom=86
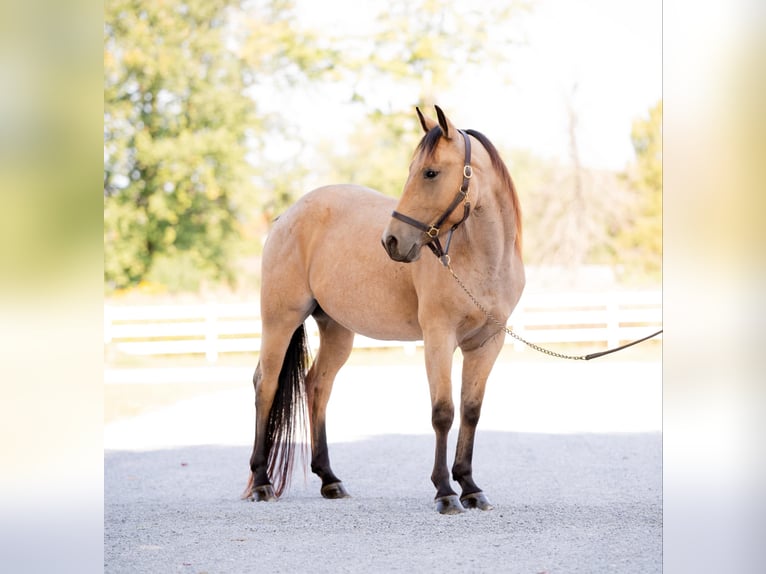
left=243, top=106, right=525, bottom=514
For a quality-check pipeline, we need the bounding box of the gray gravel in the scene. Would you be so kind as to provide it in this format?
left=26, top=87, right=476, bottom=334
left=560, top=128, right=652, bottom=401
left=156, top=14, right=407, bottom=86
left=105, top=431, right=661, bottom=573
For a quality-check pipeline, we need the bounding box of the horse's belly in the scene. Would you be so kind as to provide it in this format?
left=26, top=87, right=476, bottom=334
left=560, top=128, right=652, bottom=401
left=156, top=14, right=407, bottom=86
left=320, top=299, right=423, bottom=341
left=312, top=270, right=423, bottom=341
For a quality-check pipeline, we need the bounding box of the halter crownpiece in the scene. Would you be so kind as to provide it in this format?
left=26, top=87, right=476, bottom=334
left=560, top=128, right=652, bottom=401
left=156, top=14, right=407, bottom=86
left=391, top=129, right=473, bottom=266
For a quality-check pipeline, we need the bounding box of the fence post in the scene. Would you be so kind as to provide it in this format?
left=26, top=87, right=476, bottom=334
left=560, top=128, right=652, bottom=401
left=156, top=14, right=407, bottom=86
left=205, top=303, right=219, bottom=363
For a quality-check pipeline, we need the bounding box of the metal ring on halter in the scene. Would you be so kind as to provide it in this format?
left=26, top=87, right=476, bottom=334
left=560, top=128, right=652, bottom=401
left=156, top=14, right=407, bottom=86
left=463, top=165, right=473, bottom=179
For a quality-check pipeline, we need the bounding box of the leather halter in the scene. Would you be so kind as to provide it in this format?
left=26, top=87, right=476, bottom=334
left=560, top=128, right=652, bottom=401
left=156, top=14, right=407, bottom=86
left=391, top=129, right=473, bottom=266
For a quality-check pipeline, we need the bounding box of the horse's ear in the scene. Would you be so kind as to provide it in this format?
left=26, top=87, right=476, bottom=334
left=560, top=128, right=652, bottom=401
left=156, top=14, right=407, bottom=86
left=416, top=107, right=437, bottom=134
left=434, top=105, right=454, bottom=140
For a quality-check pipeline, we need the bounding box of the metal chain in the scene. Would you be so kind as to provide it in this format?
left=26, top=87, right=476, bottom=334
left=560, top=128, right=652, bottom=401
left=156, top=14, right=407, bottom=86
left=446, top=262, right=598, bottom=361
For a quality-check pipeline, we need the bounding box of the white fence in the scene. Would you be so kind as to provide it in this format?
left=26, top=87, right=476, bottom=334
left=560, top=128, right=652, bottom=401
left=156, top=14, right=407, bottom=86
left=104, top=291, right=661, bottom=363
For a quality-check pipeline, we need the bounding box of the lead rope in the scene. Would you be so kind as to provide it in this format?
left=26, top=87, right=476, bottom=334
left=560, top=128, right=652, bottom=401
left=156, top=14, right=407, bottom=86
left=445, top=262, right=662, bottom=361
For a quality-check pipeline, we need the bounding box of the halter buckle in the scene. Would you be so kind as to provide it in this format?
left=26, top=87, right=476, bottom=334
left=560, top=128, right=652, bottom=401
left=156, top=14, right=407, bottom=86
left=463, top=165, right=473, bottom=179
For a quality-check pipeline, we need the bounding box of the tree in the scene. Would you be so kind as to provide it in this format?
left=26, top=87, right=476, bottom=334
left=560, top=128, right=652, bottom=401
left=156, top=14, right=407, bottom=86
left=321, top=109, right=421, bottom=198
left=520, top=85, right=634, bottom=278
left=617, top=100, right=662, bottom=282
left=104, top=0, right=246, bottom=290
left=369, top=0, right=529, bottom=107
left=104, top=0, right=336, bottom=291
left=320, top=0, right=530, bottom=197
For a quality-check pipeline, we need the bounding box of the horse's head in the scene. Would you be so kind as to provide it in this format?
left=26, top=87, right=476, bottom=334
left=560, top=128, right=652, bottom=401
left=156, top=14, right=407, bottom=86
left=382, top=106, right=473, bottom=263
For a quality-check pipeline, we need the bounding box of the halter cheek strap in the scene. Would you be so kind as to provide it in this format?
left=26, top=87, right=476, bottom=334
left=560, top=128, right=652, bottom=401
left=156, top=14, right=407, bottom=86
left=391, top=129, right=473, bottom=266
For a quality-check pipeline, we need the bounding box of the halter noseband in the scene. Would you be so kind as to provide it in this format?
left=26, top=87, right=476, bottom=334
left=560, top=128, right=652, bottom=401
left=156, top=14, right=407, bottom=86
left=391, top=129, right=473, bottom=266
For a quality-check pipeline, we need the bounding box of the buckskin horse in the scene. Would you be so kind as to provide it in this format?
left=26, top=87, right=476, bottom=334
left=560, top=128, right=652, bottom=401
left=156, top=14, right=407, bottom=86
left=243, top=106, right=524, bottom=514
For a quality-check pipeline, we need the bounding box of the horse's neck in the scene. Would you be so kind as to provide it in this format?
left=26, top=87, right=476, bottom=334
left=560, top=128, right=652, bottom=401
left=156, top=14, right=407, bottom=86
left=459, top=184, right=518, bottom=268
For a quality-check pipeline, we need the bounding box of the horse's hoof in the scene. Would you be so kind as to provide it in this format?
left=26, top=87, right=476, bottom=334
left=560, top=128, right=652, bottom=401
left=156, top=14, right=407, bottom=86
left=435, top=494, right=466, bottom=514
left=321, top=481, right=351, bottom=499
left=252, top=484, right=277, bottom=502
left=460, top=491, right=494, bottom=511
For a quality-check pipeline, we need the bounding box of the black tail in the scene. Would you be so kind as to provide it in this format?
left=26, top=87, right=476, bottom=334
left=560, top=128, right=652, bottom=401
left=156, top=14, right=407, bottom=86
left=266, top=323, right=311, bottom=497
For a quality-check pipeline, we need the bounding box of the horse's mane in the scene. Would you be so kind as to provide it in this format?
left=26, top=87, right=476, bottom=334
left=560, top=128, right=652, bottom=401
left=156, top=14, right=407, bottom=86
left=416, top=126, right=445, bottom=159
left=416, top=127, right=523, bottom=254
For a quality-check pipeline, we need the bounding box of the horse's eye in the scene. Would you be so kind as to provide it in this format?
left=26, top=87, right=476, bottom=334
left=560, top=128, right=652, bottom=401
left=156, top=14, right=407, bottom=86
left=424, top=169, right=439, bottom=180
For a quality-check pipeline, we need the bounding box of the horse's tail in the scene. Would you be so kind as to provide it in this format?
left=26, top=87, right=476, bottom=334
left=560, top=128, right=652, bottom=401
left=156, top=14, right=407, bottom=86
left=264, top=323, right=311, bottom=498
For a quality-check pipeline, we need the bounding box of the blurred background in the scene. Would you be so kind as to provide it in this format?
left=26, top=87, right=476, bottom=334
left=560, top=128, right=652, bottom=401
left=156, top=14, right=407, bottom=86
left=103, top=0, right=662, bottom=303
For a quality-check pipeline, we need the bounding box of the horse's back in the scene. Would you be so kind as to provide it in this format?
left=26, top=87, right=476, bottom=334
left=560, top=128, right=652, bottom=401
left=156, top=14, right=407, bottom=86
left=262, top=185, right=423, bottom=340
left=291, top=184, right=394, bottom=224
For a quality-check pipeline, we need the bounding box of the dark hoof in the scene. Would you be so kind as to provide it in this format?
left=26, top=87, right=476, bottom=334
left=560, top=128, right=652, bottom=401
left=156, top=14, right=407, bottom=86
left=321, top=482, right=350, bottom=499
left=252, top=484, right=277, bottom=502
left=461, top=491, right=494, bottom=511
left=435, top=494, right=466, bottom=514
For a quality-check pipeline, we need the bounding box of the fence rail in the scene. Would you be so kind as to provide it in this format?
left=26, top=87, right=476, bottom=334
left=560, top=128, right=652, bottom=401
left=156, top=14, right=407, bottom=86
left=104, top=291, right=661, bottom=363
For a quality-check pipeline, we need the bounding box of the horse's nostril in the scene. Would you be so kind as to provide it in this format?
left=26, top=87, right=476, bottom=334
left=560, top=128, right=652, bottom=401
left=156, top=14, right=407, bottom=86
left=384, top=235, right=398, bottom=254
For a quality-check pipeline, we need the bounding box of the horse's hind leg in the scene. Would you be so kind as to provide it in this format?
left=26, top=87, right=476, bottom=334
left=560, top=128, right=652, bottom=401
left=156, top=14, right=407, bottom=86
left=452, top=334, right=506, bottom=511
left=245, top=361, right=273, bottom=500
left=307, top=309, right=354, bottom=499
left=246, top=299, right=314, bottom=501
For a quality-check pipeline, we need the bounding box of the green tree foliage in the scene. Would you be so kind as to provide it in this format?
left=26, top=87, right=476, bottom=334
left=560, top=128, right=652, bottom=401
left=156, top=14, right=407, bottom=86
left=105, top=0, right=248, bottom=290
left=617, top=100, right=662, bottom=282
left=104, top=0, right=335, bottom=291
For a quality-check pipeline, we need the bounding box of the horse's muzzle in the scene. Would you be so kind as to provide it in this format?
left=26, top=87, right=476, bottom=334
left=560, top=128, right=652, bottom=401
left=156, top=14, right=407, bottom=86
left=381, top=234, right=421, bottom=263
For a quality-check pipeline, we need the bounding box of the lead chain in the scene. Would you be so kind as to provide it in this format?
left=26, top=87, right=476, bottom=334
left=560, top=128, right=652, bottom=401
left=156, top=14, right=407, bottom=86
left=446, top=263, right=588, bottom=361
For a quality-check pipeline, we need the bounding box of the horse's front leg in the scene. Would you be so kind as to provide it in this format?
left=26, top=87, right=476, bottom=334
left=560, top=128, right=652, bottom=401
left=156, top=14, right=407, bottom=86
left=423, top=332, right=463, bottom=514
left=452, top=333, right=505, bottom=511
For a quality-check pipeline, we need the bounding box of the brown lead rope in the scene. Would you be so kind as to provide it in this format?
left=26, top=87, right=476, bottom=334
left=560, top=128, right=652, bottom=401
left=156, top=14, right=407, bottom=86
left=446, top=262, right=662, bottom=361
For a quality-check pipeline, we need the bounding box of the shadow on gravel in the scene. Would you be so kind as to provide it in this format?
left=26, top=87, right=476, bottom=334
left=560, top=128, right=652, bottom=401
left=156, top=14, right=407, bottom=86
left=105, top=432, right=661, bottom=574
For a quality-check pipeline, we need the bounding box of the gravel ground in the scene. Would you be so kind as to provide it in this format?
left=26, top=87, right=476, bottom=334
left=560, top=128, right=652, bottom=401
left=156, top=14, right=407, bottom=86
left=105, top=361, right=661, bottom=573
left=105, top=434, right=661, bottom=573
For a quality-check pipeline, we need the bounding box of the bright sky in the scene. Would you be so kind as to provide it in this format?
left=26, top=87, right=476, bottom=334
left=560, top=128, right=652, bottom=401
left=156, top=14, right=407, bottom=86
left=287, top=0, right=661, bottom=171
